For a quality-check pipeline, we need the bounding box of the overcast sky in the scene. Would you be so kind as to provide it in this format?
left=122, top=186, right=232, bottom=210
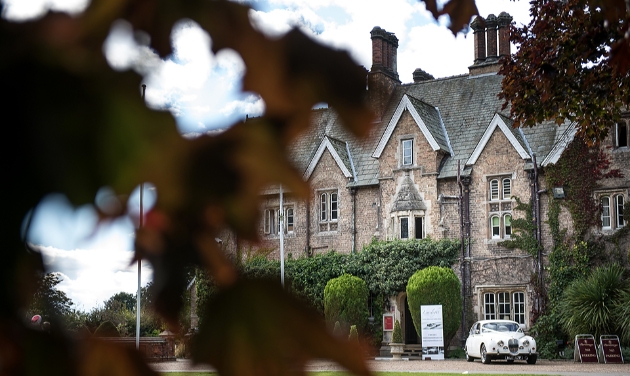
left=5, top=0, right=531, bottom=311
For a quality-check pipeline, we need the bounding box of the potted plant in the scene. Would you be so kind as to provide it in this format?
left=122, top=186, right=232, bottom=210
left=390, top=319, right=404, bottom=360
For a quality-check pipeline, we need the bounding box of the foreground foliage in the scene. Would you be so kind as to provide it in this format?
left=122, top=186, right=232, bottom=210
left=500, top=0, right=630, bottom=143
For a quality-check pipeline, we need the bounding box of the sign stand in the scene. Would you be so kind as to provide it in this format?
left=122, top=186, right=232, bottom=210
left=574, top=334, right=599, bottom=363
left=600, top=335, right=623, bottom=364
left=420, top=305, right=444, bottom=360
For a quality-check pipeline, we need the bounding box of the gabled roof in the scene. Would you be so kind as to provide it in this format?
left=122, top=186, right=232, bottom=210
left=466, top=113, right=531, bottom=166
left=541, top=122, right=577, bottom=166
left=303, top=135, right=354, bottom=180
left=391, top=175, right=426, bottom=212
left=372, top=94, right=451, bottom=158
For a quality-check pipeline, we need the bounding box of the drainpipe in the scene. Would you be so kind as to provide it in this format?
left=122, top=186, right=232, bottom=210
left=351, top=187, right=358, bottom=253
left=305, top=198, right=311, bottom=256
left=532, top=154, right=544, bottom=314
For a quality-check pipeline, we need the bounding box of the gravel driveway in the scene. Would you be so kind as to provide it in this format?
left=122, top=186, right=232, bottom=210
left=152, top=358, right=630, bottom=375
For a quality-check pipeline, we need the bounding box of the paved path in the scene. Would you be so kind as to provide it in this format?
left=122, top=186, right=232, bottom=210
left=151, top=358, right=630, bottom=375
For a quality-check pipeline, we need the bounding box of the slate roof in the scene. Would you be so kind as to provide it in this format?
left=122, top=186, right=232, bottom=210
left=287, top=71, right=571, bottom=186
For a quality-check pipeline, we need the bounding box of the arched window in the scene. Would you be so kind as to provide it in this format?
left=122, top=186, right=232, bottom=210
left=491, top=216, right=500, bottom=238
left=330, top=192, right=338, bottom=220
left=320, top=193, right=327, bottom=221
left=490, top=179, right=499, bottom=201
left=601, top=196, right=611, bottom=229
left=502, top=178, right=511, bottom=200
left=616, top=195, right=625, bottom=228
left=504, top=214, right=512, bottom=237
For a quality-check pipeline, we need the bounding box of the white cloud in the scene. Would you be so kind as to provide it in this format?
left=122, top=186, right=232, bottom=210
left=36, top=245, right=153, bottom=312
left=1, top=0, right=89, bottom=21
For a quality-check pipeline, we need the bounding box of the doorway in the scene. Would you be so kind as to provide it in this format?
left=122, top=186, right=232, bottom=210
left=404, top=296, right=419, bottom=344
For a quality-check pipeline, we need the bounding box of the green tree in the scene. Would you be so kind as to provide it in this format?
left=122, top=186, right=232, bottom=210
left=105, top=292, right=136, bottom=312
left=324, top=274, right=369, bottom=335
left=406, top=267, right=462, bottom=346
left=558, top=264, right=628, bottom=342
left=27, top=272, right=73, bottom=322
left=500, top=0, right=630, bottom=143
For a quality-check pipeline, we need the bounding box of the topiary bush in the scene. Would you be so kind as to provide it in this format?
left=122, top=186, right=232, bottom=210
left=348, top=325, right=358, bottom=342
left=558, top=264, right=628, bottom=343
left=391, top=319, right=402, bottom=344
left=324, top=274, right=368, bottom=335
left=406, top=266, right=462, bottom=346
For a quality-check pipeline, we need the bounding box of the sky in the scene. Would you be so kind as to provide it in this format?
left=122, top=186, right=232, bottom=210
left=4, top=0, right=531, bottom=311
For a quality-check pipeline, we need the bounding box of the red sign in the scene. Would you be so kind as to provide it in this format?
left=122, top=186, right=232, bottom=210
left=601, top=337, right=623, bottom=364
left=576, top=338, right=599, bottom=363
left=383, top=315, right=393, bottom=331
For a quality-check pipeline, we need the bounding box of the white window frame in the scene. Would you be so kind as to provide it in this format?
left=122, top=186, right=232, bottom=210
left=264, top=208, right=277, bottom=235
left=400, top=217, right=409, bottom=239
left=504, top=214, right=512, bottom=238
left=502, top=178, right=511, bottom=200
left=319, top=190, right=339, bottom=232
left=490, top=179, right=499, bottom=201
left=402, top=139, right=413, bottom=166
left=615, top=195, right=625, bottom=228
left=601, top=196, right=611, bottom=229
left=330, top=192, right=338, bottom=220
left=286, top=207, right=294, bottom=233
left=491, top=216, right=501, bottom=239
left=320, top=193, right=327, bottom=221
left=482, top=290, right=527, bottom=325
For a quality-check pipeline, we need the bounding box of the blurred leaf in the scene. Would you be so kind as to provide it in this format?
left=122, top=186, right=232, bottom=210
left=440, top=0, right=479, bottom=35
left=193, top=278, right=373, bottom=376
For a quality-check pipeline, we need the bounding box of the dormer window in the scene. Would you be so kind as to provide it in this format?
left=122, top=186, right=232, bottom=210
left=402, top=139, right=413, bottom=166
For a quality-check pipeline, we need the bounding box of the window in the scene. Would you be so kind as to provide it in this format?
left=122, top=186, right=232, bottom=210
left=502, top=178, right=511, bottom=199
left=286, top=207, right=294, bottom=233
left=415, top=217, right=424, bottom=239
left=488, top=176, right=512, bottom=240
left=264, top=206, right=294, bottom=235
left=490, top=178, right=511, bottom=201
left=491, top=216, right=500, bottom=238
left=484, top=293, right=496, bottom=320
left=497, top=292, right=511, bottom=320
left=484, top=291, right=527, bottom=324
left=513, top=292, right=525, bottom=325
left=616, top=195, right=625, bottom=228
left=490, top=179, right=499, bottom=200
left=504, top=214, right=512, bottom=237
left=616, top=122, right=628, bottom=148
left=402, top=139, right=413, bottom=166
left=264, top=209, right=277, bottom=235
left=400, top=217, right=409, bottom=238
left=319, top=190, right=339, bottom=232
left=601, top=196, right=611, bottom=229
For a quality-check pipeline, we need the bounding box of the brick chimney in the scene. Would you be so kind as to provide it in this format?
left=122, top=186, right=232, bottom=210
left=413, top=68, right=434, bottom=83
left=368, top=26, right=401, bottom=119
left=469, top=12, right=512, bottom=76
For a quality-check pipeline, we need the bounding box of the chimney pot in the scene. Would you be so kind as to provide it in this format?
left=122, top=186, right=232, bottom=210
left=485, top=14, right=498, bottom=59
left=471, top=16, right=487, bottom=64
left=497, top=12, right=513, bottom=56
left=413, top=68, right=435, bottom=83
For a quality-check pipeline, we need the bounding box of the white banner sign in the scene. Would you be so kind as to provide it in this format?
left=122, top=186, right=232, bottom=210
left=420, top=305, right=444, bottom=360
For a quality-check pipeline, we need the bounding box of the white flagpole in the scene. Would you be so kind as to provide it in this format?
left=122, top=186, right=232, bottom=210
left=137, top=84, right=146, bottom=350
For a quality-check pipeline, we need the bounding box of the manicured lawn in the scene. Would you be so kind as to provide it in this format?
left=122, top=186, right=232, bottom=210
left=161, top=372, right=549, bottom=376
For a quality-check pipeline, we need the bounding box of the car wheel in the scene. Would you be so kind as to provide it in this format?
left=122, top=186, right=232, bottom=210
left=465, top=348, right=474, bottom=362
left=506, top=359, right=514, bottom=364
left=527, top=355, right=537, bottom=364
left=481, top=344, right=491, bottom=364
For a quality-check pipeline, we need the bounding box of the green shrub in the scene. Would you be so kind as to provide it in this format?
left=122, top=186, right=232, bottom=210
left=332, top=321, right=341, bottom=337
left=406, top=266, right=461, bottom=346
left=614, top=287, right=630, bottom=345
left=392, top=319, right=402, bottom=344
left=324, top=274, right=368, bottom=335
left=93, top=321, right=119, bottom=337
left=348, top=325, right=358, bottom=342
left=558, top=264, right=627, bottom=342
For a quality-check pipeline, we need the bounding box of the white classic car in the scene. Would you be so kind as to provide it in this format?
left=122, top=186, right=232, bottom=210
left=464, top=320, right=537, bottom=364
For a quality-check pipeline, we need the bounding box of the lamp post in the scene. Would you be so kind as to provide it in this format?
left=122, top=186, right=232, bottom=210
left=136, top=84, right=146, bottom=350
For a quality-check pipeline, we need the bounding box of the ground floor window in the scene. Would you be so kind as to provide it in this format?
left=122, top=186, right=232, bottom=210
left=483, top=290, right=526, bottom=325
left=263, top=206, right=295, bottom=235
left=600, top=193, right=627, bottom=231
left=396, top=214, right=425, bottom=240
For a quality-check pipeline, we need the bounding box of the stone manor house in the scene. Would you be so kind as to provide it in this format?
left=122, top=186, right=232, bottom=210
left=222, top=13, right=629, bottom=348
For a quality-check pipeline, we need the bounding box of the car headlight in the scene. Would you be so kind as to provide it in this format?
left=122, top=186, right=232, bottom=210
left=522, top=340, right=530, bottom=347
left=497, top=340, right=504, bottom=347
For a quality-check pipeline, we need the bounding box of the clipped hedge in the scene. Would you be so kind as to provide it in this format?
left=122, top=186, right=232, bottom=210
left=406, top=266, right=461, bottom=346
left=324, top=274, right=368, bottom=334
